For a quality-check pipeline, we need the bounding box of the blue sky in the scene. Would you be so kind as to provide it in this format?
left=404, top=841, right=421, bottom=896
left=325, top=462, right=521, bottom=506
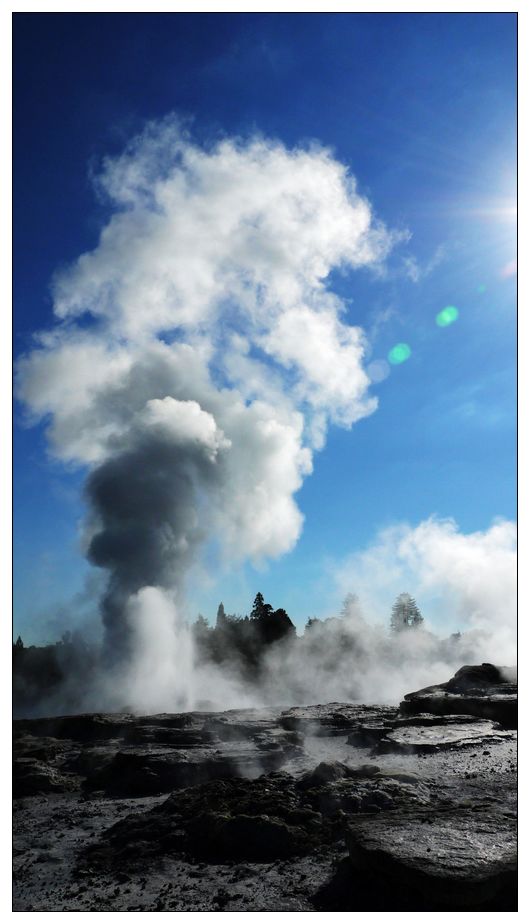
left=13, top=13, right=516, bottom=641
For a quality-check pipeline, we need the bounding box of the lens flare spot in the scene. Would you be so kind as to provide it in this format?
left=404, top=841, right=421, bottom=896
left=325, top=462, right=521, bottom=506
left=388, top=343, right=411, bottom=365
left=500, top=259, right=517, bottom=279
left=367, top=359, right=391, bottom=383
left=477, top=284, right=487, bottom=294
left=436, top=306, right=459, bottom=327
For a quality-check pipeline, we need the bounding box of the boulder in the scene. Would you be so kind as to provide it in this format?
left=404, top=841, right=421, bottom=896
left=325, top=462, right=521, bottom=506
left=400, top=663, right=517, bottom=728
left=346, top=807, right=517, bottom=909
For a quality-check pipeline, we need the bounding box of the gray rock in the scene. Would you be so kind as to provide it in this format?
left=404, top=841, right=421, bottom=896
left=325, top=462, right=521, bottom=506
left=13, top=758, right=77, bottom=797
left=83, top=744, right=289, bottom=797
left=346, top=807, right=517, bottom=908
left=376, top=718, right=514, bottom=755
left=401, top=663, right=517, bottom=728
left=347, top=723, right=395, bottom=747
left=280, top=703, right=397, bottom=735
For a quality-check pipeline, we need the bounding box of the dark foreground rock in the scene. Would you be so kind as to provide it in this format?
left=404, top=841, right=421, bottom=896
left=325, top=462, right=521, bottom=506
left=346, top=807, right=516, bottom=909
left=13, top=663, right=517, bottom=912
left=80, top=761, right=431, bottom=869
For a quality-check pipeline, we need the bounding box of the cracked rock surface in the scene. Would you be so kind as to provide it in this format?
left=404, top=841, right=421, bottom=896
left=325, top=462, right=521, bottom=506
left=13, top=663, right=517, bottom=911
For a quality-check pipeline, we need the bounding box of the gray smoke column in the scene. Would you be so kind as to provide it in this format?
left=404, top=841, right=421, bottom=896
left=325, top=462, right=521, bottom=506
left=16, top=117, right=399, bottom=699
left=85, top=397, right=230, bottom=655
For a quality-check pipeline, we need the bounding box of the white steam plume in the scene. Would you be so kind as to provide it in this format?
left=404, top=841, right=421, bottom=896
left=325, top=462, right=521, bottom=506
left=16, top=118, right=397, bottom=707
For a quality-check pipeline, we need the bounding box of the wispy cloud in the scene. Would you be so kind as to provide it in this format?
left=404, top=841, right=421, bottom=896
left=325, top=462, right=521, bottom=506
left=401, top=243, right=446, bottom=283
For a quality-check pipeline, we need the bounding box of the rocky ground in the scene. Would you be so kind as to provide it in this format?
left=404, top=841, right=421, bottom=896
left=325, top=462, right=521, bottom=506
left=12, top=663, right=517, bottom=911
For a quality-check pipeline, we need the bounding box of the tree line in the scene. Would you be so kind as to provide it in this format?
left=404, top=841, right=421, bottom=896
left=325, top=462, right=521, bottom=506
left=191, top=592, right=296, bottom=681
left=13, top=590, right=442, bottom=714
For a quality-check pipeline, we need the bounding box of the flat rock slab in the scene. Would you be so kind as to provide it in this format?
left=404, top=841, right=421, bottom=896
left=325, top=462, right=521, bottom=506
left=280, top=704, right=398, bottom=735
left=400, top=691, right=517, bottom=728
left=83, top=743, right=293, bottom=797
left=14, top=713, right=138, bottom=742
left=346, top=807, right=516, bottom=908
left=376, top=718, right=514, bottom=755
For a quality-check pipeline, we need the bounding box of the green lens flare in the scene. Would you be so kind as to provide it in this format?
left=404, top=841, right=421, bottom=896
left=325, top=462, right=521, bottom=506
left=436, top=305, right=459, bottom=327
left=388, top=343, right=411, bottom=365
left=477, top=284, right=487, bottom=294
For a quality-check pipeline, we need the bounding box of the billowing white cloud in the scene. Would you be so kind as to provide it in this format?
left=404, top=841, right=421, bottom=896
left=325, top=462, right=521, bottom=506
left=52, top=122, right=393, bottom=343
left=259, top=304, right=376, bottom=428
left=333, top=516, right=516, bottom=663
left=16, top=118, right=396, bottom=659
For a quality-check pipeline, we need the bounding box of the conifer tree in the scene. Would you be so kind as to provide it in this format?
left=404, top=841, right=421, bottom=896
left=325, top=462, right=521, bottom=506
left=250, top=592, right=266, bottom=619
left=390, top=593, right=424, bottom=632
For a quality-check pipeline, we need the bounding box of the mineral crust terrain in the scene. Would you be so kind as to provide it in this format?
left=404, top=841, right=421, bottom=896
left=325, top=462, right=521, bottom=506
left=12, top=662, right=517, bottom=912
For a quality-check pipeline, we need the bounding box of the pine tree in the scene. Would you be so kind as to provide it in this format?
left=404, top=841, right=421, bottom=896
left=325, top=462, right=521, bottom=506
left=216, top=602, right=226, bottom=627
left=250, top=592, right=266, bottom=619
left=390, top=593, right=424, bottom=632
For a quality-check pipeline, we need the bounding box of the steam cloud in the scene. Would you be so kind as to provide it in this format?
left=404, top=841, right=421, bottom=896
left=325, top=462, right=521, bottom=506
left=16, top=117, right=516, bottom=713
left=17, top=120, right=391, bottom=652
left=333, top=516, right=516, bottom=648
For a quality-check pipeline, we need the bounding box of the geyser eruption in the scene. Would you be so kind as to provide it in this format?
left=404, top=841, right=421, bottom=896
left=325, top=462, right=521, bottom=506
left=117, top=587, right=196, bottom=714
left=16, top=118, right=396, bottom=709
left=85, top=397, right=230, bottom=656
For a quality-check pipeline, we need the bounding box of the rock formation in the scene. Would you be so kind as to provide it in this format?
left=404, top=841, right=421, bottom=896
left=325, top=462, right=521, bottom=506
left=13, top=664, right=517, bottom=911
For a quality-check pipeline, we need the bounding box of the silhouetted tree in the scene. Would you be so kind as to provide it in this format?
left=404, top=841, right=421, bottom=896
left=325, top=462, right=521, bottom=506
left=257, top=606, right=295, bottom=645
left=13, top=632, right=99, bottom=717
left=390, top=593, right=424, bottom=632
left=250, top=592, right=267, bottom=619
left=203, top=593, right=297, bottom=677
